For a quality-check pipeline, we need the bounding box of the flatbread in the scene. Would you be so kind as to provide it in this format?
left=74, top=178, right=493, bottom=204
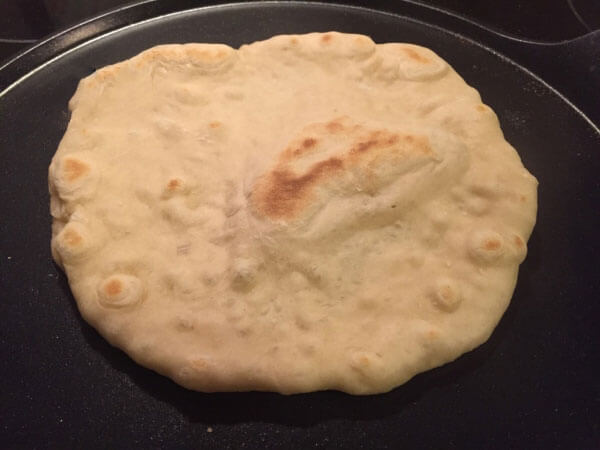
left=49, top=32, right=538, bottom=395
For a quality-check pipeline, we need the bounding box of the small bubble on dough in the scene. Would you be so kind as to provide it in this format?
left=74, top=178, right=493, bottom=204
left=51, top=154, right=96, bottom=199
left=379, top=44, right=448, bottom=81
left=97, top=274, right=144, bottom=308
left=512, top=234, right=528, bottom=262
left=469, top=230, right=505, bottom=263
left=430, top=278, right=462, bottom=312
left=62, top=157, right=90, bottom=183
left=54, top=222, right=94, bottom=262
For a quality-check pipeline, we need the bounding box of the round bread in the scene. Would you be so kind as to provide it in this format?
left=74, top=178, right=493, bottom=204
left=49, top=32, right=537, bottom=395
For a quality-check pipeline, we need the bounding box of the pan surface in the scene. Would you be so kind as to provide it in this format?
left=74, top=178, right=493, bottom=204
left=1, top=2, right=598, bottom=448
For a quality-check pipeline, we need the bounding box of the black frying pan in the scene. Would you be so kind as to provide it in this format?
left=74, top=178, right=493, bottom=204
left=1, top=2, right=598, bottom=448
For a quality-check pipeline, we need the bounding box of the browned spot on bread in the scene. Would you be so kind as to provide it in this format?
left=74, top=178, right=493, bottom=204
left=326, top=120, right=344, bottom=133
left=290, top=37, right=299, bottom=45
left=63, top=158, right=90, bottom=182
left=302, top=138, right=317, bottom=148
left=484, top=239, right=502, bottom=251
left=520, top=194, right=527, bottom=203
left=253, top=117, right=437, bottom=221
left=255, top=158, right=344, bottom=219
left=321, top=33, right=333, bottom=43
left=514, top=235, right=524, bottom=248
left=402, top=47, right=430, bottom=63
left=209, top=121, right=222, bottom=128
left=290, top=138, right=319, bottom=157
left=63, top=228, right=83, bottom=247
left=400, top=134, right=433, bottom=156
left=104, top=279, right=123, bottom=296
left=167, top=178, right=182, bottom=191
left=476, top=104, right=486, bottom=112
left=353, top=140, right=378, bottom=154
left=387, top=135, right=399, bottom=145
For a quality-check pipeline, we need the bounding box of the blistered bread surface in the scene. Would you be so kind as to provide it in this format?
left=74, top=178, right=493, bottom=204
left=49, top=32, right=537, bottom=394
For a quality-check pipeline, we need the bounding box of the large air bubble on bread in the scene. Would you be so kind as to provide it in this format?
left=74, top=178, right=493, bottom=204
left=249, top=116, right=469, bottom=240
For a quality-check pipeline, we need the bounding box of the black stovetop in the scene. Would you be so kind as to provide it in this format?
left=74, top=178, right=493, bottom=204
left=1, top=2, right=599, bottom=449
left=1, top=0, right=599, bottom=61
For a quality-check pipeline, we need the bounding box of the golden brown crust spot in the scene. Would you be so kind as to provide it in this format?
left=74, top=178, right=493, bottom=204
left=302, top=138, right=317, bottom=148
left=484, top=238, right=502, bottom=251
left=209, top=121, right=222, bottom=128
left=252, top=118, right=435, bottom=221
left=387, top=135, right=399, bottom=145
left=63, top=228, right=83, bottom=247
left=402, top=47, right=430, bottom=63
left=257, top=157, right=344, bottom=219
left=290, top=138, right=319, bottom=157
left=326, top=120, right=344, bottom=133
left=104, top=279, right=123, bottom=296
left=321, top=33, right=333, bottom=43
left=476, top=104, right=486, bottom=112
left=63, top=158, right=90, bottom=182
left=513, top=235, right=524, bottom=248
left=352, top=140, right=378, bottom=154
left=402, top=134, right=433, bottom=155
left=167, top=178, right=182, bottom=191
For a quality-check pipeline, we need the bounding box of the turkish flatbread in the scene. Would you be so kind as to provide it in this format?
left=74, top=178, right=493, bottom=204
left=49, top=32, right=538, bottom=394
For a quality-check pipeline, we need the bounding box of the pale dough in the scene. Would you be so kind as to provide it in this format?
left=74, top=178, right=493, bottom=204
left=49, top=32, right=538, bottom=394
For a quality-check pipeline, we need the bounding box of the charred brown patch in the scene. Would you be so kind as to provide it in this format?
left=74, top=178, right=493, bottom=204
left=254, top=117, right=436, bottom=221
left=302, top=138, right=317, bottom=148
left=290, top=138, right=319, bottom=157
left=353, top=140, right=378, bottom=153
left=254, top=157, right=344, bottom=219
